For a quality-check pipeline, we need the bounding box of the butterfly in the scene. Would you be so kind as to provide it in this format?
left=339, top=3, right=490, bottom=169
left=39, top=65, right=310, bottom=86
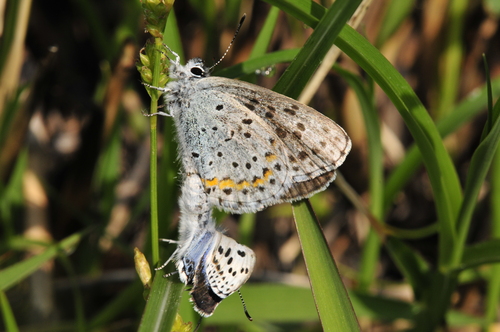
left=146, top=15, right=351, bottom=319
left=146, top=51, right=351, bottom=215
left=159, top=211, right=255, bottom=318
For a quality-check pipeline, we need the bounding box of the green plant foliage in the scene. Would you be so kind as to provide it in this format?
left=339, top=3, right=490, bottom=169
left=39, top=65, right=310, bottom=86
left=2, top=0, right=500, bottom=331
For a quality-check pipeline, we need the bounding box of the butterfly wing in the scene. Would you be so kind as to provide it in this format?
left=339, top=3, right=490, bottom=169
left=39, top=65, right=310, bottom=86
left=175, top=83, right=294, bottom=213
left=190, top=232, right=255, bottom=317
left=178, top=77, right=351, bottom=213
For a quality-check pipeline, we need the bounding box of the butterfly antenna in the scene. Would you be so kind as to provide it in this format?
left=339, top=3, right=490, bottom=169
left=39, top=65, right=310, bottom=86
left=238, top=290, right=253, bottom=321
left=193, top=316, right=203, bottom=332
left=208, top=14, right=246, bottom=71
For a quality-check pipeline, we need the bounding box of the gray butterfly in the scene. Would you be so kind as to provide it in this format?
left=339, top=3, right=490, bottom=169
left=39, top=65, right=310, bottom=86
left=146, top=51, right=351, bottom=214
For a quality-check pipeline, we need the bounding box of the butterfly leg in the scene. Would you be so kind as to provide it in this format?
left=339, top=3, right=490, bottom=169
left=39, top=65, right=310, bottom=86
left=162, top=44, right=180, bottom=64
left=141, top=109, right=172, bottom=117
left=159, top=238, right=179, bottom=244
left=155, top=247, right=179, bottom=271
left=142, top=82, right=170, bottom=93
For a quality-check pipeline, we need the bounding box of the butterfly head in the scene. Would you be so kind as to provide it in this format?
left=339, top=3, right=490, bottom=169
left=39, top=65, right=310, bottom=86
left=169, top=58, right=210, bottom=80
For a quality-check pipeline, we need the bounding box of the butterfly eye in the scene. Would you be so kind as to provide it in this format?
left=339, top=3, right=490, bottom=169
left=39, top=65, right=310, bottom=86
left=190, top=66, right=205, bottom=77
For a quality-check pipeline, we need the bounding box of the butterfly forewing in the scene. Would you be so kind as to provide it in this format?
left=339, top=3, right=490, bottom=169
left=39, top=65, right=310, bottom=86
left=181, top=85, right=292, bottom=213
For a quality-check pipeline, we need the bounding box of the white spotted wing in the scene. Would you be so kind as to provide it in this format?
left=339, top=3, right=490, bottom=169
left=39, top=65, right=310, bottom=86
left=188, top=231, right=255, bottom=317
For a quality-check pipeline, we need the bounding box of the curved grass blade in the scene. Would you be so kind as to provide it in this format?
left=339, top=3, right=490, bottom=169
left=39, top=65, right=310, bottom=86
left=334, top=66, right=384, bottom=292
left=0, top=290, right=19, bottom=332
left=293, top=201, right=360, bottom=331
left=270, top=0, right=362, bottom=330
left=334, top=26, right=463, bottom=268
left=451, top=92, right=500, bottom=267
left=458, top=239, right=500, bottom=271
left=383, top=69, right=500, bottom=216
left=271, top=0, right=463, bottom=272
left=0, top=232, right=83, bottom=291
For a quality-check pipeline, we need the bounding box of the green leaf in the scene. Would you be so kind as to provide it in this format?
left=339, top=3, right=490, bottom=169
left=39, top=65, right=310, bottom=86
left=0, top=291, right=19, bottom=332
left=384, top=78, right=500, bottom=214
left=249, top=6, right=280, bottom=59
left=451, top=97, right=500, bottom=267
left=385, top=237, right=430, bottom=299
left=376, top=0, right=417, bottom=47
left=263, top=0, right=326, bottom=27
left=334, top=67, right=384, bottom=292
left=184, top=284, right=320, bottom=325
left=273, top=0, right=463, bottom=271
left=180, top=284, right=417, bottom=324
left=458, top=239, right=500, bottom=271
left=272, top=0, right=362, bottom=99
left=268, top=0, right=363, bottom=329
left=335, top=26, right=463, bottom=268
left=293, top=201, right=360, bottom=331
left=0, top=232, right=82, bottom=291
left=138, top=274, right=184, bottom=332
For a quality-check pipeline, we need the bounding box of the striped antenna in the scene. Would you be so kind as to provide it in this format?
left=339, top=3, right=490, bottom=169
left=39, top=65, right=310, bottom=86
left=238, top=290, right=253, bottom=321
left=208, top=14, right=246, bottom=71
left=193, top=316, right=203, bottom=332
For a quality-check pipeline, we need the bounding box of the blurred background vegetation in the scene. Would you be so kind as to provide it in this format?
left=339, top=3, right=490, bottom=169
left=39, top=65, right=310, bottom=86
left=1, top=0, right=500, bottom=331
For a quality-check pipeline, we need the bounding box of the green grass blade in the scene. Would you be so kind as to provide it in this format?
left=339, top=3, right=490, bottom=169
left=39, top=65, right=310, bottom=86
left=435, top=0, right=468, bottom=120
left=385, top=237, right=430, bottom=300
left=272, top=0, right=463, bottom=270
left=385, top=222, right=439, bottom=239
left=486, top=136, right=500, bottom=326
left=262, top=0, right=326, bottom=27
left=249, top=6, right=280, bottom=59
left=0, top=290, right=19, bottom=332
left=293, top=201, right=360, bottom=331
left=334, top=67, right=384, bottom=292
left=0, top=232, right=83, bottom=291
left=375, top=0, right=417, bottom=47
left=179, top=284, right=416, bottom=325
left=186, top=284, right=320, bottom=325
left=458, top=239, right=500, bottom=271
left=383, top=78, right=500, bottom=214
left=138, top=274, right=184, bottom=332
left=335, top=26, right=463, bottom=268
left=267, top=0, right=362, bottom=329
left=0, top=147, right=27, bottom=240
left=271, top=0, right=362, bottom=98
left=451, top=98, right=500, bottom=267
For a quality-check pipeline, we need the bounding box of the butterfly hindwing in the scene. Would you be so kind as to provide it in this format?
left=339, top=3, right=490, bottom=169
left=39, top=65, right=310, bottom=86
left=206, top=233, right=255, bottom=299
left=189, top=231, right=255, bottom=317
left=189, top=77, right=351, bottom=212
